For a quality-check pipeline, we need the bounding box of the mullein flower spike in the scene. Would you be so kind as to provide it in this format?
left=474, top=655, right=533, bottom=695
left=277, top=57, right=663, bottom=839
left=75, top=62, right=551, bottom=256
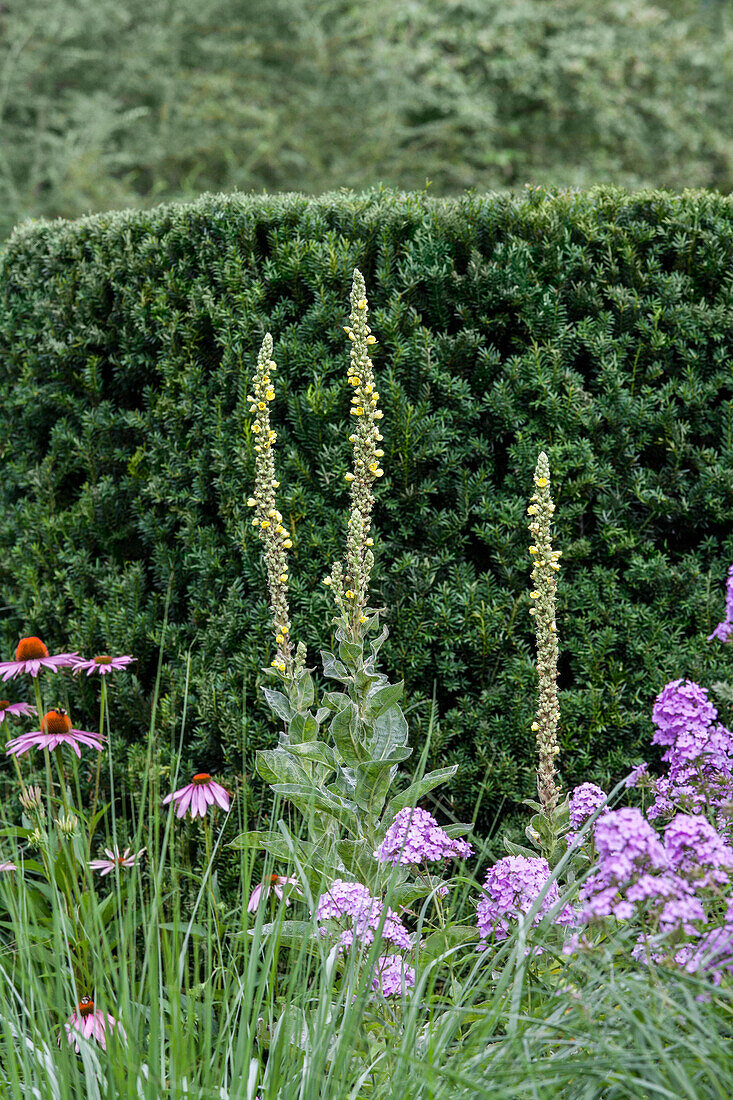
left=327, top=269, right=384, bottom=633
left=246, top=334, right=293, bottom=674
left=528, top=451, right=562, bottom=817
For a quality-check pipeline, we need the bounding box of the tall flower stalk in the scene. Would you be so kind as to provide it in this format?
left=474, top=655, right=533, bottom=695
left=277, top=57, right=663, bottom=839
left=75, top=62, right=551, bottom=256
left=527, top=452, right=563, bottom=839
left=325, top=269, right=385, bottom=640
left=246, top=334, right=295, bottom=676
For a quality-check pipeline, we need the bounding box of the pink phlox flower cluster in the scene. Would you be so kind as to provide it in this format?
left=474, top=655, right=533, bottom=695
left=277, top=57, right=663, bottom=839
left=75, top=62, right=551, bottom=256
left=374, top=807, right=473, bottom=865
left=371, top=954, right=416, bottom=998
left=675, top=919, right=733, bottom=985
left=664, top=814, right=733, bottom=886
left=476, top=856, right=575, bottom=948
left=624, top=762, right=648, bottom=789
left=580, top=808, right=682, bottom=922
left=708, top=564, right=733, bottom=643
left=567, top=783, right=608, bottom=848
left=314, top=879, right=412, bottom=952
left=646, top=680, right=733, bottom=822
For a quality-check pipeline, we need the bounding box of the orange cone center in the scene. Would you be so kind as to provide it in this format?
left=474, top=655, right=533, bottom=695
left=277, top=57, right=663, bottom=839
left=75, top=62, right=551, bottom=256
left=192, top=773, right=211, bottom=785
left=41, top=709, right=72, bottom=735
left=0, top=701, right=9, bottom=710
left=94, top=655, right=112, bottom=664
left=15, top=637, right=49, bottom=661
left=78, top=996, right=94, bottom=1017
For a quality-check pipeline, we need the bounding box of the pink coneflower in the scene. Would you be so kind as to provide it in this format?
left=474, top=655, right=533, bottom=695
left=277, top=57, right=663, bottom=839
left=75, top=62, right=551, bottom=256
left=71, top=654, right=136, bottom=677
left=247, top=874, right=302, bottom=912
left=5, top=709, right=106, bottom=758
left=89, top=845, right=146, bottom=876
left=163, top=773, right=230, bottom=819
left=0, top=699, right=35, bottom=723
left=0, top=637, right=78, bottom=681
left=0, top=861, right=17, bottom=872
left=62, top=996, right=126, bottom=1051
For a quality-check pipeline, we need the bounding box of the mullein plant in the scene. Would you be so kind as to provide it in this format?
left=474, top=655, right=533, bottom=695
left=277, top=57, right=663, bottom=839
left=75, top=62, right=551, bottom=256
left=234, top=270, right=470, bottom=911
left=505, top=452, right=569, bottom=865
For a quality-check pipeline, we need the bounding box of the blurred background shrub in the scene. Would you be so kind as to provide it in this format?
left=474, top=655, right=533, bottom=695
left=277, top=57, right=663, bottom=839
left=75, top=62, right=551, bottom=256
left=2, top=0, right=733, bottom=243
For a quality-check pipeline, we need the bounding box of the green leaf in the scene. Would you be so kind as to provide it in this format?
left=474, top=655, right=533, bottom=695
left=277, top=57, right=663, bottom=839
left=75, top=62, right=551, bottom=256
left=338, top=638, right=363, bottom=665
left=364, top=681, right=404, bottom=718
left=245, top=919, right=315, bottom=944
left=329, top=701, right=363, bottom=766
left=288, top=712, right=320, bottom=744
left=271, top=783, right=358, bottom=828
left=288, top=741, right=337, bottom=768
left=368, top=704, right=409, bottom=759
left=256, top=749, right=311, bottom=786
left=503, top=837, right=540, bottom=859
left=443, top=822, right=473, bottom=838
left=291, top=669, right=315, bottom=710
left=320, top=649, right=350, bottom=684
left=384, top=765, right=458, bottom=821
left=261, top=688, right=293, bottom=724
left=420, top=925, right=480, bottom=959
left=353, top=756, right=404, bottom=816
left=228, top=828, right=307, bottom=863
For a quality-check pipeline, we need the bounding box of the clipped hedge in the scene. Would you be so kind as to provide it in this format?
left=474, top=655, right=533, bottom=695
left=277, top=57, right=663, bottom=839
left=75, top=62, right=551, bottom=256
left=0, top=186, right=732, bottom=831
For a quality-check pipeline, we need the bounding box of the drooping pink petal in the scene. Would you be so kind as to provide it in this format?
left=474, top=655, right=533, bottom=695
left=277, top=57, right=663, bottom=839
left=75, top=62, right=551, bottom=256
left=247, top=885, right=263, bottom=912
left=210, top=781, right=230, bottom=811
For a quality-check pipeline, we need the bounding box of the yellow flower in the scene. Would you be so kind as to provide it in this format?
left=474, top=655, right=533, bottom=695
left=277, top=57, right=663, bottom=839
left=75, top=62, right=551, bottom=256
left=272, top=480, right=280, bottom=488
left=537, top=477, right=547, bottom=487
left=375, top=449, right=384, bottom=457
left=365, top=538, right=373, bottom=547
left=276, top=524, right=284, bottom=533
left=530, top=591, right=539, bottom=599
left=531, top=722, right=539, bottom=731
left=355, top=407, right=364, bottom=416
left=529, top=546, right=539, bottom=554
left=283, top=539, right=292, bottom=549
left=366, top=335, right=376, bottom=345
left=357, top=299, right=366, bottom=309
left=359, top=615, right=367, bottom=623
left=374, top=469, right=384, bottom=477
left=344, top=472, right=355, bottom=482
left=374, top=410, right=384, bottom=419
left=247, top=498, right=256, bottom=507
left=276, top=634, right=284, bottom=644
left=369, top=462, right=379, bottom=473
left=345, top=590, right=355, bottom=599
left=323, top=577, right=332, bottom=586
left=349, top=435, right=357, bottom=443
left=252, top=518, right=259, bottom=527
left=251, top=423, right=260, bottom=433
left=261, top=520, right=270, bottom=529
left=265, top=390, right=275, bottom=401
left=279, top=574, right=288, bottom=583
left=527, top=505, right=537, bottom=515
left=258, top=402, right=265, bottom=411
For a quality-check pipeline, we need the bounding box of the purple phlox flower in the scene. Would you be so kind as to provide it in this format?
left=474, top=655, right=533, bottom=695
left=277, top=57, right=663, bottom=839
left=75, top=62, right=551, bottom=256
left=6, top=709, right=106, bottom=758
left=476, top=856, right=575, bottom=947
left=580, top=808, right=673, bottom=922
left=0, top=860, right=17, bottom=872
left=677, top=922, right=733, bottom=985
left=89, top=846, right=146, bottom=876
left=657, top=894, right=706, bottom=936
left=0, top=637, right=78, bottom=681
left=707, top=564, right=733, bottom=643
left=0, top=700, right=35, bottom=723
left=72, top=654, right=136, bottom=677
left=664, top=813, right=733, bottom=886
left=314, top=878, right=412, bottom=952
left=247, top=874, right=302, bottom=912
left=371, top=955, right=416, bottom=998
left=163, top=773, right=231, bottom=819
left=652, top=680, right=719, bottom=749
left=569, top=783, right=608, bottom=830
left=624, top=762, right=649, bottom=789
left=61, top=997, right=126, bottom=1051
left=374, top=807, right=473, bottom=865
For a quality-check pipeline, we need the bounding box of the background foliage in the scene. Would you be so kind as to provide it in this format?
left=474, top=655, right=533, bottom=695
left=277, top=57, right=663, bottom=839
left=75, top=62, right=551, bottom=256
left=0, top=186, right=732, bottom=834
left=3, top=0, right=733, bottom=242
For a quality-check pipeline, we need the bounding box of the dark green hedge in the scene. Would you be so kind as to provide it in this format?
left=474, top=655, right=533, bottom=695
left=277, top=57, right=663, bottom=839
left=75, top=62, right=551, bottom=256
left=1, top=186, right=732, bottom=832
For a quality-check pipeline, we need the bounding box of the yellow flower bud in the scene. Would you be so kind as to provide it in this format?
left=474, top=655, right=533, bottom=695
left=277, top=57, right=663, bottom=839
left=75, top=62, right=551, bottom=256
left=529, top=546, right=538, bottom=555
left=247, top=498, right=256, bottom=507
left=272, top=480, right=280, bottom=488
left=252, top=519, right=259, bottom=526
left=357, top=299, right=366, bottom=309
left=366, top=335, right=376, bottom=344
left=375, top=449, right=384, bottom=457
left=276, top=524, right=284, bottom=533
left=374, top=410, right=383, bottom=419
left=349, top=435, right=357, bottom=443
left=374, top=469, right=384, bottom=477
left=323, top=577, right=332, bottom=586
left=531, top=722, right=539, bottom=731
left=365, top=538, right=373, bottom=546
left=283, top=539, right=293, bottom=549
left=344, top=472, right=355, bottom=481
